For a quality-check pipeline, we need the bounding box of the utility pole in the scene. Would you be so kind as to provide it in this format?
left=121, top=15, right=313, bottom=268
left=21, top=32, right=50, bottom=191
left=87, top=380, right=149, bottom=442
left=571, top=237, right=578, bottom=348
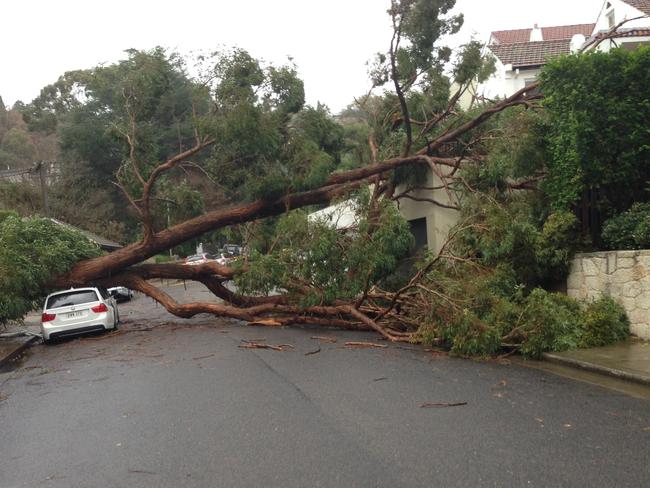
left=36, top=161, right=50, bottom=217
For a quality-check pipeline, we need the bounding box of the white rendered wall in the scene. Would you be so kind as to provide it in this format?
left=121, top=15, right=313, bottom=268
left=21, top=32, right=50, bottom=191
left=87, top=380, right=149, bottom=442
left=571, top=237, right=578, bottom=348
left=395, top=169, right=460, bottom=254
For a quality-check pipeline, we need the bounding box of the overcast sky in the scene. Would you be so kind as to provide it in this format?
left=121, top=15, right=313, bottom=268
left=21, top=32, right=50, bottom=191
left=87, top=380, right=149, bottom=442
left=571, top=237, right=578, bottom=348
left=1, top=0, right=602, bottom=112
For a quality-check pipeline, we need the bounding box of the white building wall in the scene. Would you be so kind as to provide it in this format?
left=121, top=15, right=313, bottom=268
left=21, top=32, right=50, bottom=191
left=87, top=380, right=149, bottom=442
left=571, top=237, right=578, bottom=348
left=591, top=0, right=650, bottom=52
left=309, top=173, right=460, bottom=255
left=395, top=169, right=460, bottom=254
left=593, top=0, right=649, bottom=34
left=308, top=200, right=358, bottom=230
left=479, top=61, right=541, bottom=99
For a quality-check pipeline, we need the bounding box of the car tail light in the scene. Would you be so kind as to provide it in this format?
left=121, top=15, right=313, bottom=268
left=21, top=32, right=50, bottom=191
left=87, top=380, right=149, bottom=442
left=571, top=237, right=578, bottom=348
left=41, top=312, right=56, bottom=322
left=91, top=303, right=108, bottom=313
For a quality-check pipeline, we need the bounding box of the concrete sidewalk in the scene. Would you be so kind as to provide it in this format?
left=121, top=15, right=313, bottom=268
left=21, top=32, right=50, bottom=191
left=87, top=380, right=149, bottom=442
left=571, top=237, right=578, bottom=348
left=543, top=339, right=650, bottom=386
left=0, top=335, right=38, bottom=370
left=0, top=315, right=41, bottom=369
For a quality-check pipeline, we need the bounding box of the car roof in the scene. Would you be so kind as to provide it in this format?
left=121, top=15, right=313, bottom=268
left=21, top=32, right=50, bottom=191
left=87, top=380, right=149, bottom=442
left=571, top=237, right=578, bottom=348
left=46, top=287, right=100, bottom=298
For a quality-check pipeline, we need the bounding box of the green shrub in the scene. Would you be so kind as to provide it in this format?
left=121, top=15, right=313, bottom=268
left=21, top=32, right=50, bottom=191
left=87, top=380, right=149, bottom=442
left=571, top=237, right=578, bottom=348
left=602, top=202, right=650, bottom=250
left=519, top=289, right=582, bottom=358
left=580, top=297, right=629, bottom=347
left=0, top=209, right=19, bottom=224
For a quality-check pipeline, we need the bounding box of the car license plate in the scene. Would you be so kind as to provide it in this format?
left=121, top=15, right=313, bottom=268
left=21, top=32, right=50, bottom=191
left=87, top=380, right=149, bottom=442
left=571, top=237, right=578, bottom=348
left=66, top=311, right=82, bottom=318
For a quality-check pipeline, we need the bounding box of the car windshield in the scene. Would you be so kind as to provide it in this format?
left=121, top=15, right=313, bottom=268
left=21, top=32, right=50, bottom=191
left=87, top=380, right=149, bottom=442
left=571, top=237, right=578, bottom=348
left=186, top=256, right=203, bottom=262
left=46, top=290, right=99, bottom=309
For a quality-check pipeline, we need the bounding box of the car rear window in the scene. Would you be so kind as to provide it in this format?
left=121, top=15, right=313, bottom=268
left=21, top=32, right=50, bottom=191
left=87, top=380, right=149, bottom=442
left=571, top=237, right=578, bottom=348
left=46, top=290, right=99, bottom=309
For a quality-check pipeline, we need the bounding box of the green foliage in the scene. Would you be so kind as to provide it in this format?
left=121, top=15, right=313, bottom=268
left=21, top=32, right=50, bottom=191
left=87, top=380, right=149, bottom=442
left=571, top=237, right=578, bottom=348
left=0, top=209, right=19, bottom=223
left=235, top=200, right=413, bottom=305
left=411, top=100, right=630, bottom=358
left=0, top=216, right=102, bottom=324
left=541, top=47, right=650, bottom=214
left=418, top=265, right=629, bottom=358
left=581, top=297, right=630, bottom=347
left=0, top=127, right=35, bottom=166
left=154, top=254, right=174, bottom=264
left=0, top=182, right=42, bottom=216
left=602, top=202, right=650, bottom=250
left=443, top=309, right=503, bottom=357
left=372, top=0, right=463, bottom=88
left=519, top=291, right=629, bottom=358
left=458, top=194, right=579, bottom=288
left=518, top=289, right=583, bottom=358
left=453, top=40, right=496, bottom=85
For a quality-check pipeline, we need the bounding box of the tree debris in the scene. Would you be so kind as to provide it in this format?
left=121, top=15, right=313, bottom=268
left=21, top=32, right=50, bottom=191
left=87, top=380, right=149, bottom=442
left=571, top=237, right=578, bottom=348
left=128, top=469, right=157, bottom=475
left=238, top=342, right=293, bottom=352
left=420, top=402, right=468, bottom=408
left=311, top=336, right=337, bottom=343
left=248, top=319, right=283, bottom=327
left=345, top=342, right=388, bottom=349
left=192, top=353, right=215, bottom=360
left=304, top=346, right=321, bottom=356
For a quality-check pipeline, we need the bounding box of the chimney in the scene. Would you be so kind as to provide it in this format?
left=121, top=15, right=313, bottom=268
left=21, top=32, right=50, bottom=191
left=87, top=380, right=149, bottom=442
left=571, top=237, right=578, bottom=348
left=530, top=23, right=543, bottom=42
left=570, top=34, right=587, bottom=53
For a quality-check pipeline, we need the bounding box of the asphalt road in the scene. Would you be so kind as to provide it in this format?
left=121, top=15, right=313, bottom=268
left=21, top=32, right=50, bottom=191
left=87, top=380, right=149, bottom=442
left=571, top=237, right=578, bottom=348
left=1, top=283, right=649, bottom=488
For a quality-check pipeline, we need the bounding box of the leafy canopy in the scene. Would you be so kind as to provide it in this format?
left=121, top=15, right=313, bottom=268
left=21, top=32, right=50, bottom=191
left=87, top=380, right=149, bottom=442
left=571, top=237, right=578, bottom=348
left=235, top=197, right=413, bottom=306
left=0, top=214, right=102, bottom=324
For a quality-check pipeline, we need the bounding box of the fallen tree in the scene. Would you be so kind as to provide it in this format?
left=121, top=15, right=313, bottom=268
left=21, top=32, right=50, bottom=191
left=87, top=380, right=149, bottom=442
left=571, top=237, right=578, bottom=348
left=37, top=1, right=544, bottom=342
left=9, top=2, right=635, bottom=354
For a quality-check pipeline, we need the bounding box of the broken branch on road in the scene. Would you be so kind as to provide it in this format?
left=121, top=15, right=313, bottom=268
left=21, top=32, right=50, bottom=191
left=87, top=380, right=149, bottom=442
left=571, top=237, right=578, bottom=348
left=420, top=402, right=468, bottom=408
left=345, top=342, right=388, bottom=349
left=238, top=342, right=294, bottom=352
left=304, top=346, right=321, bottom=356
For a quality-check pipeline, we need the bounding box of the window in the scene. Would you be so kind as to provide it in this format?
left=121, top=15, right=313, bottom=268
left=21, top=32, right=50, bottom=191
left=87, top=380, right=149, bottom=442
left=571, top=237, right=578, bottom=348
left=46, top=290, right=99, bottom=309
left=408, top=218, right=428, bottom=253
left=607, top=10, right=616, bottom=29
left=524, top=78, right=541, bottom=96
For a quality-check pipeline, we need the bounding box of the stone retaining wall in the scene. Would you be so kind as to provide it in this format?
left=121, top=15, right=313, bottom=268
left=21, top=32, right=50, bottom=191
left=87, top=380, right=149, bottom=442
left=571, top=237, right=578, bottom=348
left=567, top=250, right=650, bottom=340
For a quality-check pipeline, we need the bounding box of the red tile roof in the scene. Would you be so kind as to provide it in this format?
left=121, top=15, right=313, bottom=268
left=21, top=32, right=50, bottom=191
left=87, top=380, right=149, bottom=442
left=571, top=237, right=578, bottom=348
left=491, top=28, right=534, bottom=44
left=489, top=39, right=572, bottom=68
left=542, top=24, right=596, bottom=40
left=624, top=0, right=650, bottom=15
left=491, top=24, right=595, bottom=44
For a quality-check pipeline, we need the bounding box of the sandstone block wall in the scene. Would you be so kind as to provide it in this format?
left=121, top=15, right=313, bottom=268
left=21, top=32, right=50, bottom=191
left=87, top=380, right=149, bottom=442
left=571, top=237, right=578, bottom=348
left=567, top=250, right=650, bottom=340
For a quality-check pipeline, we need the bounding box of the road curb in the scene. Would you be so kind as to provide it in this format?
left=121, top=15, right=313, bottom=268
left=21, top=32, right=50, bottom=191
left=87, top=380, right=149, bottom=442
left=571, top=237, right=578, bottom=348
left=542, top=352, right=650, bottom=387
left=0, top=336, right=38, bottom=369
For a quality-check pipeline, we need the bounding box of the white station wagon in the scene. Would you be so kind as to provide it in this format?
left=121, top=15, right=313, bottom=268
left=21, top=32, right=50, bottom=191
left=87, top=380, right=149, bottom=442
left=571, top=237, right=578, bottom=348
left=41, top=287, right=119, bottom=341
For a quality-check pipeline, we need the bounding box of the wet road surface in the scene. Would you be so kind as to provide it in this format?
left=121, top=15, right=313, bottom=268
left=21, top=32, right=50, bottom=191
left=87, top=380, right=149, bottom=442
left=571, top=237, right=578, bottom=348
left=1, top=284, right=649, bottom=487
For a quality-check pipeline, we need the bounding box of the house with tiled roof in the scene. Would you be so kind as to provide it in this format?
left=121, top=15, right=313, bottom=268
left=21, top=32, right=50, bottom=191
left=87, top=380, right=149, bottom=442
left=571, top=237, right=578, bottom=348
left=481, top=22, right=593, bottom=99
left=480, top=0, right=650, bottom=99
left=584, top=0, right=650, bottom=52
